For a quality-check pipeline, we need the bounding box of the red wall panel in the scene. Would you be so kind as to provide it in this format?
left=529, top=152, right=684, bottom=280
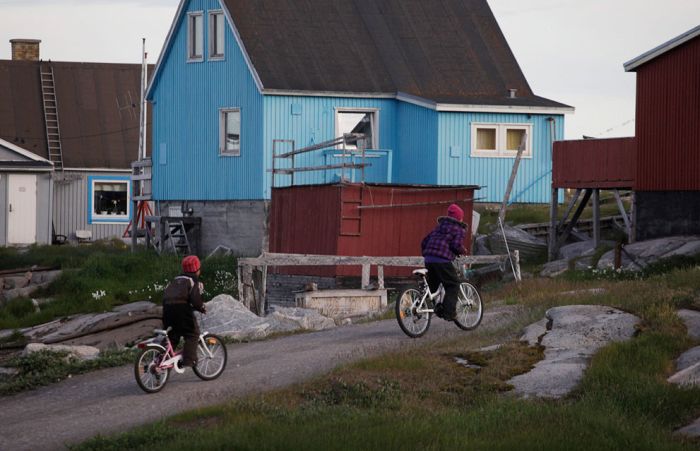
left=634, top=37, right=700, bottom=191
left=552, top=138, right=636, bottom=188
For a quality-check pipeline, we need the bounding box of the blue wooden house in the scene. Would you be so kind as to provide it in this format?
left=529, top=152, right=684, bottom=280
left=148, top=0, right=572, bottom=255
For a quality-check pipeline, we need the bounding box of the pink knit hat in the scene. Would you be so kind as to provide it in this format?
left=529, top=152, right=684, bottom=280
left=447, top=204, right=464, bottom=222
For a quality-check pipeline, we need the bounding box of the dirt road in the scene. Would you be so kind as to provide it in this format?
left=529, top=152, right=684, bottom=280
left=0, top=305, right=520, bottom=450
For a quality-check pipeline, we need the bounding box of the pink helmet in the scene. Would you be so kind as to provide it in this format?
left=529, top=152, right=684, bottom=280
left=181, top=255, right=201, bottom=273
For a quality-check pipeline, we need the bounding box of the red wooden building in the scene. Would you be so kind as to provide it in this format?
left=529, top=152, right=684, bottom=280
left=550, top=24, right=700, bottom=253
left=268, top=182, right=477, bottom=277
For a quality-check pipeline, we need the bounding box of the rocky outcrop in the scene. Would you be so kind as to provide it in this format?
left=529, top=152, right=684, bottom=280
left=597, top=236, right=700, bottom=271
left=671, top=309, right=700, bottom=438
left=509, top=305, right=640, bottom=398
left=0, top=269, right=62, bottom=304
left=199, top=294, right=335, bottom=341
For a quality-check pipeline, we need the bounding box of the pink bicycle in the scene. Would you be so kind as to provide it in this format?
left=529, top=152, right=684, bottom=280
left=134, top=327, right=227, bottom=393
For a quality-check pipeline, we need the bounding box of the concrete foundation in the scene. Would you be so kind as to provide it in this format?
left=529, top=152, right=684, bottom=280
left=295, top=289, right=388, bottom=320
left=635, top=191, right=700, bottom=241
left=159, top=200, right=269, bottom=256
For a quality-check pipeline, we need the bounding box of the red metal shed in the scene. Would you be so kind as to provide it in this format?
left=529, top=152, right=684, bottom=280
left=626, top=32, right=700, bottom=191
left=268, top=182, right=477, bottom=277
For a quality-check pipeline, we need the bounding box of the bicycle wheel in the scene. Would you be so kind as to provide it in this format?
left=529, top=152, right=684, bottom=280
left=193, top=334, right=227, bottom=381
left=134, top=345, right=169, bottom=393
left=395, top=288, right=431, bottom=338
left=454, top=282, right=483, bottom=330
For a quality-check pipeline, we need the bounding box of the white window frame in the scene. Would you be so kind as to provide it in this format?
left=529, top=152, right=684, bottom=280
left=187, top=11, right=204, bottom=62
left=219, top=108, right=241, bottom=157
left=334, top=108, right=379, bottom=149
left=208, top=10, right=225, bottom=60
left=470, top=122, right=532, bottom=158
left=89, top=177, right=131, bottom=224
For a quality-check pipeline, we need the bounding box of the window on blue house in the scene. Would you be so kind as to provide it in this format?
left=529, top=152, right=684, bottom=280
left=220, top=108, right=241, bottom=156
left=336, top=109, right=378, bottom=150
left=89, top=178, right=130, bottom=224
left=188, top=12, right=204, bottom=61
left=471, top=123, right=531, bottom=158
left=209, top=11, right=225, bottom=60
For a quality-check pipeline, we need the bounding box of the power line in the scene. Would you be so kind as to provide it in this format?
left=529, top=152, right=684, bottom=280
left=593, top=118, right=635, bottom=137
left=1, top=122, right=151, bottom=142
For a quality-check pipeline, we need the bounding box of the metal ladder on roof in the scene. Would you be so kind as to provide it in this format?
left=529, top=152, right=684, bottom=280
left=40, top=65, right=64, bottom=170
left=166, top=220, right=192, bottom=256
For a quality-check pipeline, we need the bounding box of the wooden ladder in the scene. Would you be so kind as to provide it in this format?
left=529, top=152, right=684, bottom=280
left=166, top=220, right=192, bottom=256
left=40, top=65, right=64, bottom=170
left=339, top=183, right=363, bottom=236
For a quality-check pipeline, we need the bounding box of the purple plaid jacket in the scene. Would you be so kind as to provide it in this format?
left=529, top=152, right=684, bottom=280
left=421, top=217, right=468, bottom=261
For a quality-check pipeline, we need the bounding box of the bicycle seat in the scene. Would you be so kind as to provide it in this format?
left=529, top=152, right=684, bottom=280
left=412, top=268, right=428, bottom=276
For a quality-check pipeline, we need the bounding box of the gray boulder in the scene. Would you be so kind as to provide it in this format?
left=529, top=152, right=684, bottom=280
left=509, top=305, right=640, bottom=398
left=270, top=306, right=335, bottom=332
left=598, top=236, right=700, bottom=271
left=558, top=240, right=613, bottom=261
left=540, top=259, right=569, bottom=278
left=473, top=235, right=491, bottom=256
left=677, top=309, right=700, bottom=340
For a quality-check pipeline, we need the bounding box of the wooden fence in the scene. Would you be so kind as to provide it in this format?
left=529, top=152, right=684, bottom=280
left=237, top=252, right=520, bottom=315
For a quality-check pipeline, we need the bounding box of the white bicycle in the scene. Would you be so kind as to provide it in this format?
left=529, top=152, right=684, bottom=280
left=395, top=268, right=483, bottom=338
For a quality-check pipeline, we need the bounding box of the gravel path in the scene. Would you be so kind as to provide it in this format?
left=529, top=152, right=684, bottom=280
left=0, top=305, right=520, bottom=450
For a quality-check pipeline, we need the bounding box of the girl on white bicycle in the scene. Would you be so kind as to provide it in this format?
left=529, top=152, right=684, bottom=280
left=420, top=204, right=468, bottom=321
left=162, top=255, right=207, bottom=368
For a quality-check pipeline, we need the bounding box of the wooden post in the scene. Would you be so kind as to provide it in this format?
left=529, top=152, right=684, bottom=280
left=592, top=189, right=600, bottom=248
left=514, top=250, right=521, bottom=282
left=630, top=191, right=637, bottom=243
left=362, top=263, right=371, bottom=289
left=377, top=265, right=384, bottom=289
left=498, top=132, right=528, bottom=225
left=613, top=189, right=632, bottom=240
left=549, top=187, right=558, bottom=261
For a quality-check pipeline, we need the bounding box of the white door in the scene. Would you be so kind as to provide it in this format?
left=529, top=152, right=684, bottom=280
left=7, top=174, right=37, bottom=245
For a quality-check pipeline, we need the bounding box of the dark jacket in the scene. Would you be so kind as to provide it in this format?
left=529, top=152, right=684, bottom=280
left=421, top=217, right=468, bottom=261
left=162, top=273, right=205, bottom=312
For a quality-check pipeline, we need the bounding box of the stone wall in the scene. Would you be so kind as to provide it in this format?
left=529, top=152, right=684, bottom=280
left=635, top=191, right=700, bottom=241
left=160, top=200, right=269, bottom=256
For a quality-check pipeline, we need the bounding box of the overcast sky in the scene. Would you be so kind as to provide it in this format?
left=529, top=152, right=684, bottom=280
left=1, top=0, right=699, bottom=140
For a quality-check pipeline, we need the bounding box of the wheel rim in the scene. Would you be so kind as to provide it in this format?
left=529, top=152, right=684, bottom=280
left=456, top=283, right=482, bottom=328
left=138, top=349, right=167, bottom=390
left=196, top=338, right=226, bottom=378
left=398, top=289, right=429, bottom=335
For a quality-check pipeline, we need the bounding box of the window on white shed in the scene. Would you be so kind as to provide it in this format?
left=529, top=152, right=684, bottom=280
left=209, top=11, right=225, bottom=59
left=188, top=12, right=204, bottom=61
left=220, top=108, right=241, bottom=156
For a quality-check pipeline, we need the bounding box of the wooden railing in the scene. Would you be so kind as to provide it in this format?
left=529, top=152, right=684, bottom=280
left=237, top=252, right=520, bottom=315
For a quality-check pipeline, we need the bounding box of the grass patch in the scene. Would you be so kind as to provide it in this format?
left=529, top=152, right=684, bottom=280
left=0, top=348, right=136, bottom=395
left=0, top=244, right=238, bottom=330
left=75, top=266, right=700, bottom=451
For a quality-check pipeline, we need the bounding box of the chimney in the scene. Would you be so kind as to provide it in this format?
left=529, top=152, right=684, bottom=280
left=10, top=39, right=41, bottom=61
left=508, top=88, right=517, bottom=99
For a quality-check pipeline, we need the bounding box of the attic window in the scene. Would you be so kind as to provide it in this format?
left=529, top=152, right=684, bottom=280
left=471, top=123, right=532, bottom=158
left=335, top=109, right=378, bottom=150
left=209, top=11, right=225, bottom=60
left=188, top=11, right=204, bottom=61
left=220, top=108, right=241, bottom=156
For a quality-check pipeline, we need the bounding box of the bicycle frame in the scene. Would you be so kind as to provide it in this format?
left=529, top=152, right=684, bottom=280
left=136, top=328, right=216, bottom=374
left=413, top=273, right=445, bottom=315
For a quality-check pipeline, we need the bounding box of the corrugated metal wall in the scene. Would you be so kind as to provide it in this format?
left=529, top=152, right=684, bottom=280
left=552, top=137, right=636, bottom=188
left=269, top=183, right=474, bottom=277
left=151, top=0, right=264, bottom=201
left=437, top=112, right=564, bottom=203
left=263, top=96, right=397, bottom=197
left=52, top=171, right=127, bottom=240
left=393, top=101, right=439, bottom=184
left=635, top=36, right=700, bottom=191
